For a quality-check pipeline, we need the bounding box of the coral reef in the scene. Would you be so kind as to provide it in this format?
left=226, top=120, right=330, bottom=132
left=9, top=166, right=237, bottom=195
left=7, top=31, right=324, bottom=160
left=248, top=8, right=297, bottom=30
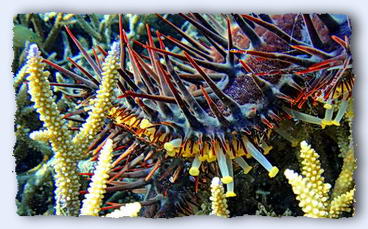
left=13, top=13, right=355, bottom=218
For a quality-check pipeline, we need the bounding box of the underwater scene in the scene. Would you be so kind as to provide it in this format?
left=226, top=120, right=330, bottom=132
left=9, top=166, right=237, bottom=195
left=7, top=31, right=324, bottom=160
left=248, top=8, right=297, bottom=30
left=13, top=13, right=355, bottom=218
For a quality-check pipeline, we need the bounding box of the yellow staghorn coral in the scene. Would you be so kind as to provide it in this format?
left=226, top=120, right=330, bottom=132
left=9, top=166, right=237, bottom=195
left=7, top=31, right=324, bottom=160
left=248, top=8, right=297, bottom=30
left=284, top=169, right=329, bottom=217
left=104, top=202, right=142, bottom=218
left=26, top=44, right=80, bottom=216
left=209, top=177, right=230, bottom=218
left=284, top=141, right=355, bottom=218
left=25, top=42, right=121, bottom=216
left=29, top=129, right=51, bottom=142
left=299, top=141, right=331, bottom=199
left=81, top=139, right=113, bottom=216
left=72, top=41, right=120, bottom=158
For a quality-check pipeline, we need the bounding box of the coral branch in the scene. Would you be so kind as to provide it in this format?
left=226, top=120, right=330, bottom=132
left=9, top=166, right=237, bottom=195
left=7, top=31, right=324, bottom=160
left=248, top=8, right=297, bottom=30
left=72, top=42, right=120, bottom=158
left=104, top=202, right=142, bottom=218
left=81, top=139, right=113, bottom=216
left=25, top=44, right=80, bottom=216
left=284, top=141, right=355, bottom=218
left=210, top=177, right=229, bottom=217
